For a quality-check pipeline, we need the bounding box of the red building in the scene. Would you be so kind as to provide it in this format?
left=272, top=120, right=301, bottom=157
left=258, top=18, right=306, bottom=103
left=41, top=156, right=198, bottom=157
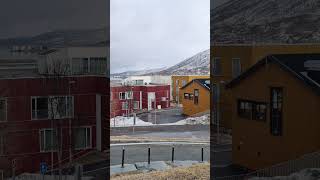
left=110, top=84, right=170, bottom=117
left=0, top=46, right=109, bottom=176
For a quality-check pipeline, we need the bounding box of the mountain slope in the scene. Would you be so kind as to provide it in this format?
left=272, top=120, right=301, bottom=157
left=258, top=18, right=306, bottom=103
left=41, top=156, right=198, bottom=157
left=0, top=28, right=108, bottom=48
left=112, top=49, right=210, bottom=76
left=144, top=49, right=209, bottom=76
left=211, top=0, right=320, bottom=44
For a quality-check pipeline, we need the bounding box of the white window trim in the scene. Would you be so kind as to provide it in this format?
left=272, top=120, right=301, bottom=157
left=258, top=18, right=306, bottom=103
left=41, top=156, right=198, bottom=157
left=39, top=128, right=58, bottom=153
left=133, top=101, right=139, bottom=110
left=126, top=91, right=133, bottom=100
left=32, top=96, right=74, bottom=120
left=74, top=126, right=92, bottom=150
left=0, top=98, right=7, bottom=122
left=122, top=102, right=128, bottom=110
left=119, top=92, right=126, bottom=100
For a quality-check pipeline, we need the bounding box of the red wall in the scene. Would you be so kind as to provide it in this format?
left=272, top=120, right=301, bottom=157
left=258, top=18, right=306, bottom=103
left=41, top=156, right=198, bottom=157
left=0, top=76, right=109, bottom=175
left=110, top=85, right=170, bottom=117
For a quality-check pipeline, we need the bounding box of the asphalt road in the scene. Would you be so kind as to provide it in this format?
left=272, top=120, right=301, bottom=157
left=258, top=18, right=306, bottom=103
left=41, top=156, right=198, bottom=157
left=138, top=107, right=187, bottom=124
left=110, top=143, right=231, bottom=166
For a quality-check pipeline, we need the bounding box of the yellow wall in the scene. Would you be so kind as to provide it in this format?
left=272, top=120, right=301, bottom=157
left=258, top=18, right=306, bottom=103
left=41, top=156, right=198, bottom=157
left=180, top=81, right=210, bottom=116
left=211, top=44, right=320, bottom=130
left=230, top=62, right=320, bottom=170
left=172, top=75, right=209, bottom=103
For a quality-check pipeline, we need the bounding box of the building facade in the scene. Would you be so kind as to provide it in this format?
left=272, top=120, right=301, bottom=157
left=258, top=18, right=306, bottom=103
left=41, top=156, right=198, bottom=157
left=110, top=85, right=170, bottom=117
left=180, top=79, right=210, bottom=116
left=172, top=75, right=209, bottom=104
left=226, top=54, right=320, bottom=170
left=0, top=46, right=109, bottom=176
left=211, top=44, right=320, bottom=129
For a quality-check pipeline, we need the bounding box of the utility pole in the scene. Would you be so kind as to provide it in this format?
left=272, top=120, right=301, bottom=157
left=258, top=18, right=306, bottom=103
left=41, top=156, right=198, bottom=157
left=68, top=80, right=76, bottom=165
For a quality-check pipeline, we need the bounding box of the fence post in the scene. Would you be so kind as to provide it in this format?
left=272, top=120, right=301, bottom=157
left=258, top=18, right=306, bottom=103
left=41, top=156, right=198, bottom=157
left=122, top=147, right=125, bottom=168
left=148, top=146, right=151, bottom=165
left=201, top=148, right=204, bottom=162
left=171, top=146, right=175, bottom=163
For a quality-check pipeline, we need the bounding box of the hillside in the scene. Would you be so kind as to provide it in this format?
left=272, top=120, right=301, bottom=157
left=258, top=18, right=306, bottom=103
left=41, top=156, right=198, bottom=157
left=211, top=0, right=320, bottom=44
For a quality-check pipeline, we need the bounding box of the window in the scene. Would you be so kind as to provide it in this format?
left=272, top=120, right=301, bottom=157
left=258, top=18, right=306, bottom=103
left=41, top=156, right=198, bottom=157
left=184, top=93, right=189, bottom=99
left=213, top=57, right=222, bottom=75
left=126, top=91, right=133, bottom=99
left=40, top=129, right=58, bottom=152
left=133, top=101, right=139, bottom=109
left=232, top=58, right=241, bottom=78
left=89, top=57, right=107, bottom=74
left=194, top=89, right=199, bottom=105
left=252, top=103, right=267, bottom=121
left=0, top=98, right=7, bottom=122
left=238, top=99, right=267, bottom=121
left=74, top=127, right=91, bottom=149
left=0, top=136, right=4, bottom=155
left=238, top=100, right=252, bottom=119
left=270, top=87, right=283, bottom=136
left=122, top=102, right=128, bottom=110
left=119, top=92, right=126, bottom=100
left=189, top=94, right=194, bottom=100
left=32, top=97, right=49, bottom=119
left=48, top=96, right=74, bottom=119
left=182, top=80, right=187, bottom=87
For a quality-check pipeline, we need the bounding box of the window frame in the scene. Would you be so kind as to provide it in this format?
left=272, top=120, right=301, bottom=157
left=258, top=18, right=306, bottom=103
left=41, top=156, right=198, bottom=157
left=0, top=98, right=7, bottom=122
left=122, top=102, right=128, bottom=110
left=184, top=93, right=190, bottom=99
left=232, top=58, right=241, bottom=78
left=39, top=128, right=58, bottom=153
left=133, top=101, right=139, bottom=110
left=119, top=92, right=126, bottom=100
left=237, top=99, right=267, bottom=121
left=213, top=57, right=222, bottom=76
left=270, top=87, right=283, bottom=136
left=194, top=89, right=199, bottom=105
left=73, top=126, right=92, bottom=150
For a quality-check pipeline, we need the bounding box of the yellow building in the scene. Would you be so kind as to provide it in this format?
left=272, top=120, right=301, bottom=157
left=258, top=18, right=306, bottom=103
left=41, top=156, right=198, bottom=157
left=180, top=79, right=210, bottom=116
left=211, top=44, right=320, bottom=129
left=226, top=53, right=320, bottom=170
left=172, top=75, right=209, bottom=104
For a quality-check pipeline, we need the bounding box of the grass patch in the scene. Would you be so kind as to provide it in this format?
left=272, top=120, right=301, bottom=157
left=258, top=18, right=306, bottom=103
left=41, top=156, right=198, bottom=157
left=111, top=163, right=210, bottom=180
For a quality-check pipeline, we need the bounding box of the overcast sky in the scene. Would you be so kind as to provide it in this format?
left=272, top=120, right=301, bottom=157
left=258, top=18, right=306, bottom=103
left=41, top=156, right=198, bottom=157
left=111, top=0, right=209, bottom=73
left=0, top=0, right=108, bottom=39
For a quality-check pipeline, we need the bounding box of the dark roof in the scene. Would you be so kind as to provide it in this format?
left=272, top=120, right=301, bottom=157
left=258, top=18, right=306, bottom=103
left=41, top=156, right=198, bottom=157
left=181, top=78, right=211, bottom=90
left=226, top=54, right=320, bottom=94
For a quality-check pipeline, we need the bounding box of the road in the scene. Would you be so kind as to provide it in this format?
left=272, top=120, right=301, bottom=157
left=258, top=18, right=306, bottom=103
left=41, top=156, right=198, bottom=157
left=138, top=107, right=187, bottom=124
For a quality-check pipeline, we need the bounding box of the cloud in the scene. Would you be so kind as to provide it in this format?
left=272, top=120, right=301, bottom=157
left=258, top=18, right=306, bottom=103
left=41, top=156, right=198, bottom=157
left=111, top=0, right=209, bottom=73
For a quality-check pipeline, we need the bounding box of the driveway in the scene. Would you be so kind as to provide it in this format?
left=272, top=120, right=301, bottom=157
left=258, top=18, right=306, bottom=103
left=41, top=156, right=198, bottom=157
left=138, top=107, right=187, bottom=124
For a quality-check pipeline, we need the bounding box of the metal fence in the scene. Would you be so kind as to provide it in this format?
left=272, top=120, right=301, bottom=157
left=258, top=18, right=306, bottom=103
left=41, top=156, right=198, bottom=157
left=216, top=151, right=320, bottom=180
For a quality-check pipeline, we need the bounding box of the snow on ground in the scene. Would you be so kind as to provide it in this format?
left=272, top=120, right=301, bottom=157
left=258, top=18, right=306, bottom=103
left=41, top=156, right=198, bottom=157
left=110, top=116, right=153, bottom=127
left=162, top=114, right=210, bottom=125
left=111, top=114, right=210, bottom=127
left=249, top=168, right=320, bottom=180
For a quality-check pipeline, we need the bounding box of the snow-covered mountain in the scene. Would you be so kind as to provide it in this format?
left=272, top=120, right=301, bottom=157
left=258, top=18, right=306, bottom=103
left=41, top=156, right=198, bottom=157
left=0, top=28, right=108, bottom=48
left=111, top=67, right=167, bottom=77
left=112, top=49, right=210, bottom=77
left=212, top=0, right=320, bottom=44
left=155, top=49, right=210, bottom=75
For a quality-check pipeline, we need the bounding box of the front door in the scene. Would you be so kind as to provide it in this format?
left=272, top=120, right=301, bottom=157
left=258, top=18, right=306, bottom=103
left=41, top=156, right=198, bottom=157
left=148, top=92, right=156, bottom=111
left=270, top=87, right=283, bottom=136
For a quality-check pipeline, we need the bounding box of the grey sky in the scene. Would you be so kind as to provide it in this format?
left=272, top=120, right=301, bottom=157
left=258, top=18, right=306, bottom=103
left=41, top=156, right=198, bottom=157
left=0, top=0, right=109, bottom=39
left=111, top=0, right=209, bottom=73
